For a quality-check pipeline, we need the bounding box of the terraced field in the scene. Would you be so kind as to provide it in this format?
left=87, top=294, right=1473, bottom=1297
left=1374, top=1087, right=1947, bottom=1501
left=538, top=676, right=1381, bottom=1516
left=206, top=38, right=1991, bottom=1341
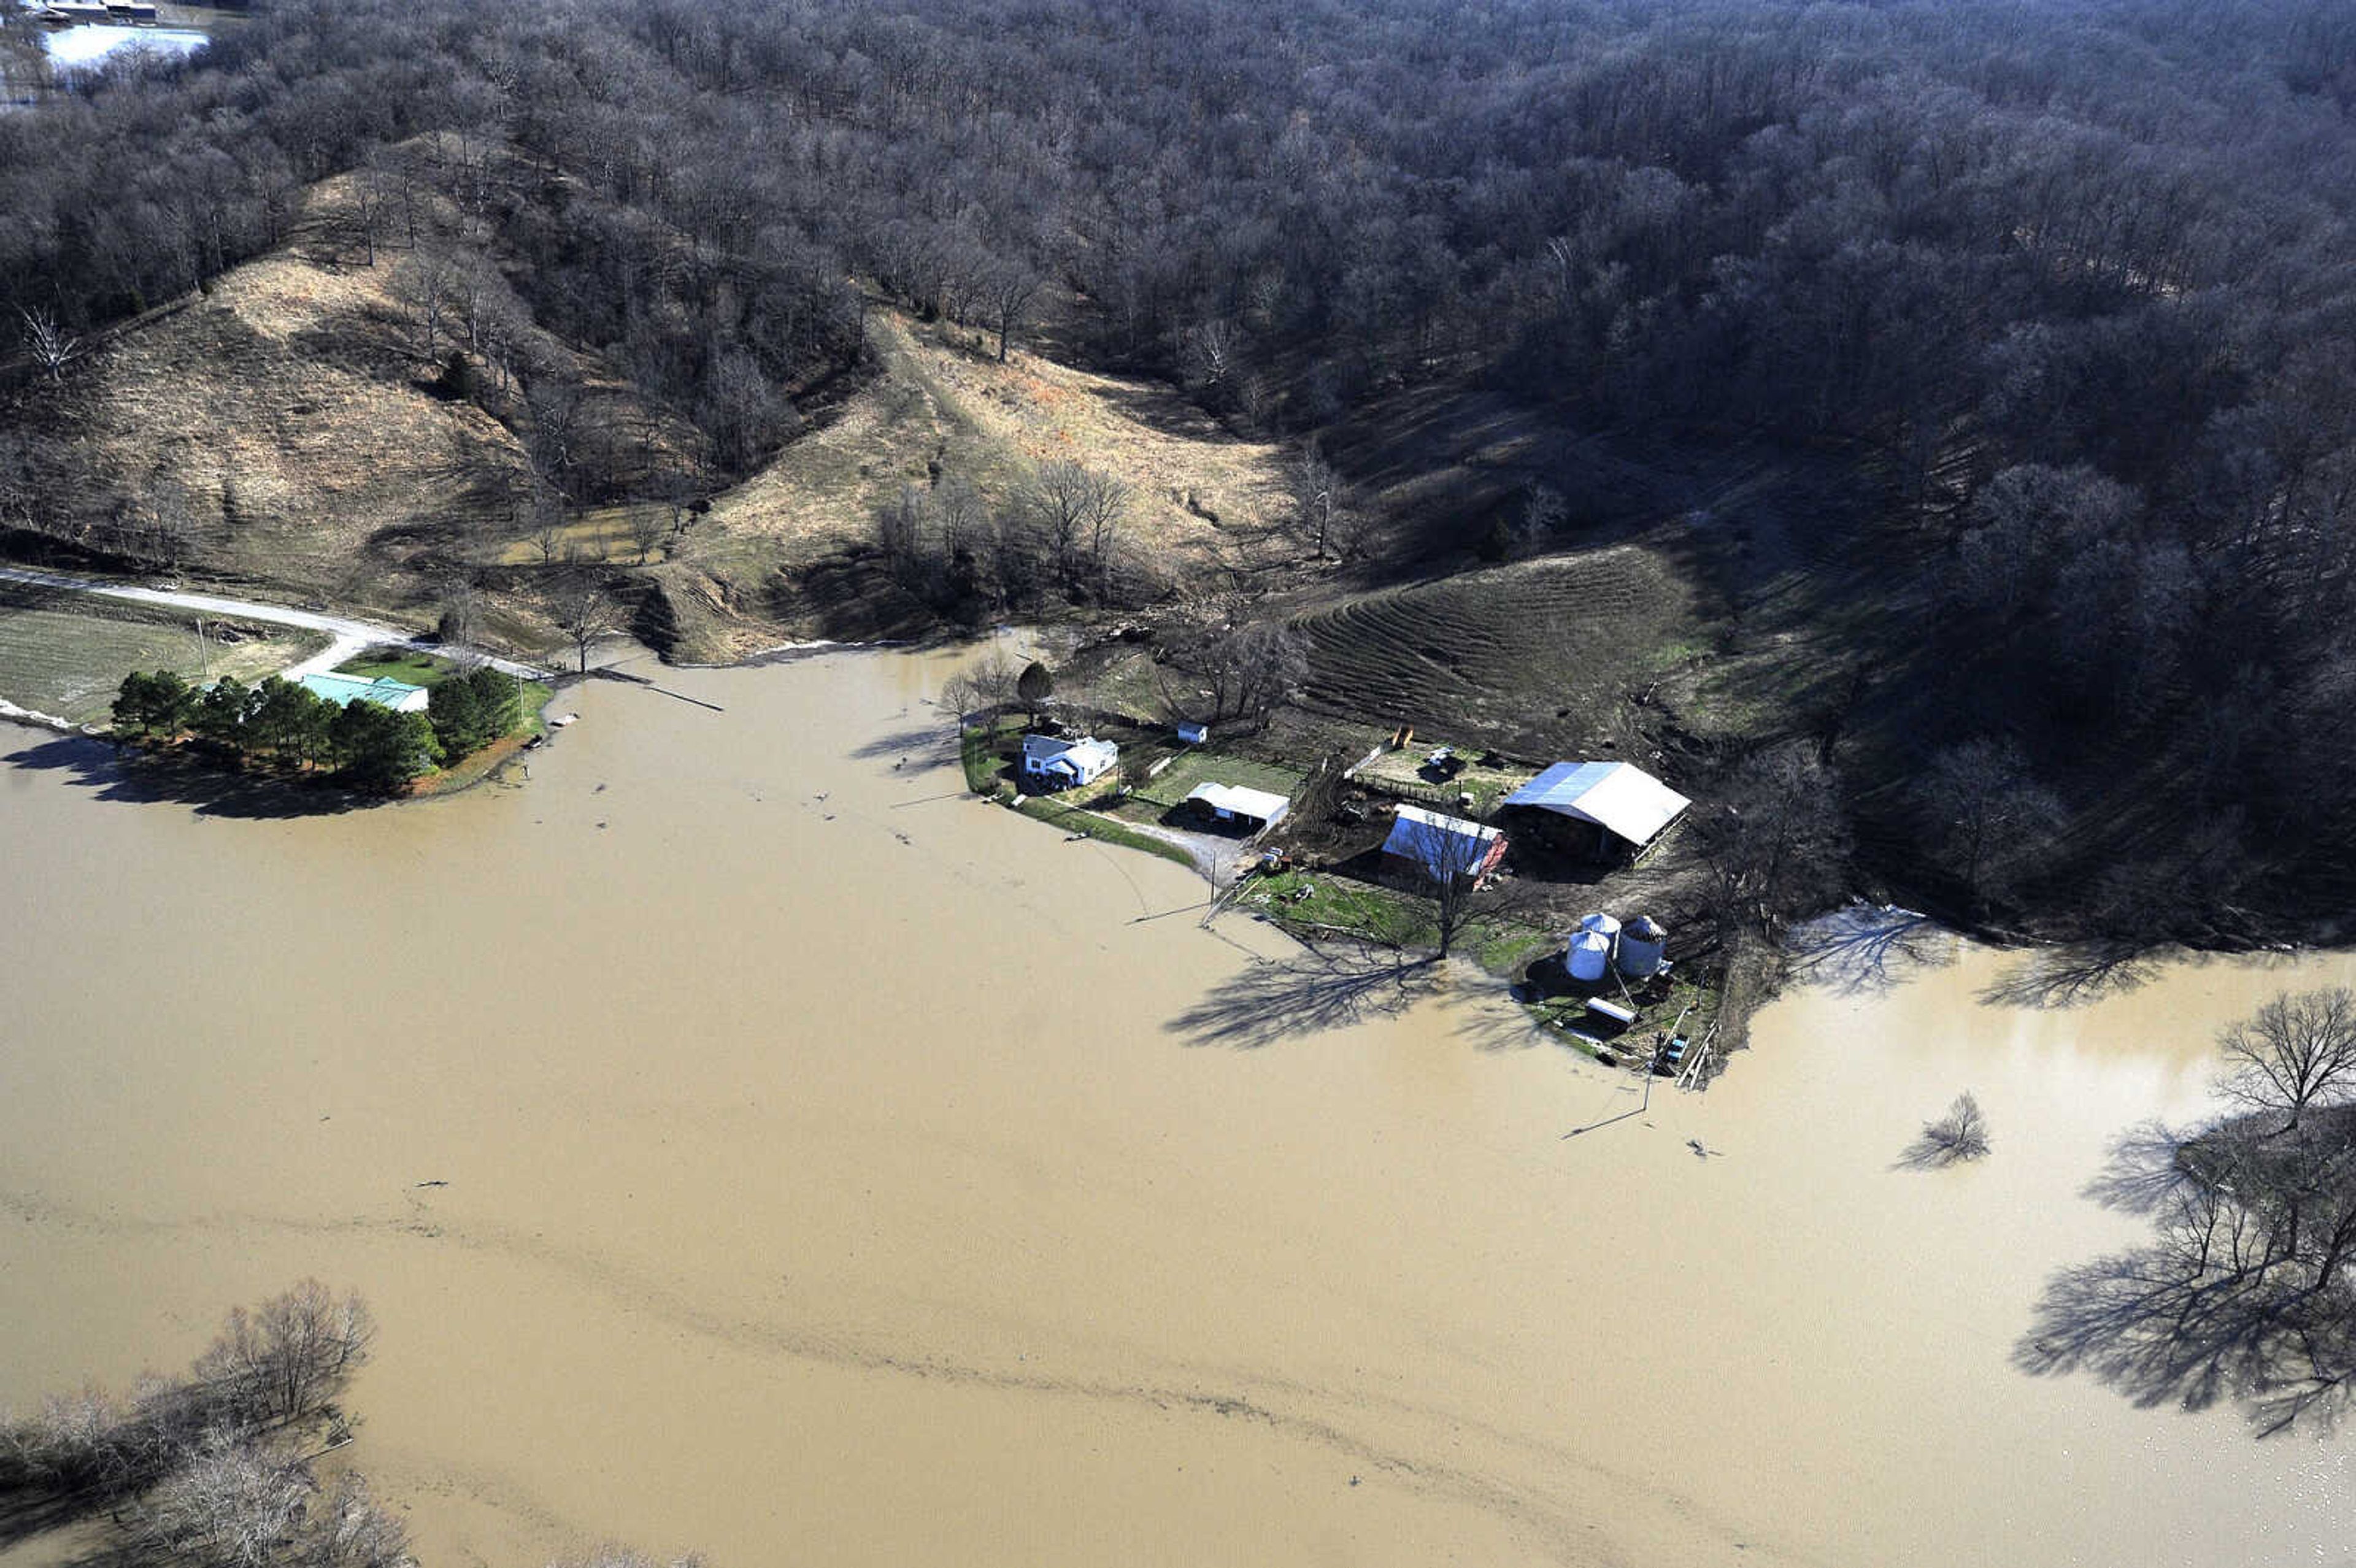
left=1289, top=546, right=1703, bottom=758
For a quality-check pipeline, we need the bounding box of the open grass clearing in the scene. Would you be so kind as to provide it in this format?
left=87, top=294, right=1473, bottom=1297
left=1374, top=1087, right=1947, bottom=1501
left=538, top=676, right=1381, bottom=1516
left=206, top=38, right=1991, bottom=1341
left=1131, top=748, right=1305, bottom=811
left=1239, top=869, right=1436, bottom=948
left=0, top=589, right=326, bottom=724
left=704, top=310, right=1291, bottom=577
left=333, top=647, right=466, bottom=687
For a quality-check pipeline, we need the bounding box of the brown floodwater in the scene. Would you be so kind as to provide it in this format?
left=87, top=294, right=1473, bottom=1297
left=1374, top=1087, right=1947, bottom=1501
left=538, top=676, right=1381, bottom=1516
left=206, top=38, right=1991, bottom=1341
left=2, top=647, right=2352, bottom=1567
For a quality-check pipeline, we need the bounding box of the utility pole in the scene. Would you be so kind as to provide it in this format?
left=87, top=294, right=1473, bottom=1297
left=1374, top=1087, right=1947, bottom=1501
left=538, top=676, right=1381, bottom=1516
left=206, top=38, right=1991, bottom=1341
left=195, top=617, right=211, bottom=683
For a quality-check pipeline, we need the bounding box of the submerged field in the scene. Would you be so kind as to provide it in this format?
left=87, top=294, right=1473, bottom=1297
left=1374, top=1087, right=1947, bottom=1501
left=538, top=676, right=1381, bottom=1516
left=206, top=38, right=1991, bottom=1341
left=2, top=647, right=2351, bottom=1568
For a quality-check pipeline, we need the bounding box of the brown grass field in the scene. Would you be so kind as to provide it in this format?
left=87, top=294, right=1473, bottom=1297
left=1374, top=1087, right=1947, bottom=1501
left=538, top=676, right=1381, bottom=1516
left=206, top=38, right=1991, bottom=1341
left=0, top=586, right=325, bottom=724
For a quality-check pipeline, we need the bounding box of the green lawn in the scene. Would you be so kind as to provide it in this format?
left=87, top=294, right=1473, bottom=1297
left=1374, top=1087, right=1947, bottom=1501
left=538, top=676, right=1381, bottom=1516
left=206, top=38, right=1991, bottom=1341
left=1132, top=748, right=1306, bottom=811
left=1014, top=794, right=1195, bottom=867
left=1239, top=867, right=1554, bottom=974
left=1240, top=869, right=1436, bottom=947
left=333, top=647, right=463, bottom=687
left=961, top=717, right=1025, bottom=794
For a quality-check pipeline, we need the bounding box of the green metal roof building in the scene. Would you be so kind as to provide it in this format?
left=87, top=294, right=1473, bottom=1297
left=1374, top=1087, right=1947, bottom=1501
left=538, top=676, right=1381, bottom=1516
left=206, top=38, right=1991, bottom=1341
left=298, top=673, right=431, bottom=713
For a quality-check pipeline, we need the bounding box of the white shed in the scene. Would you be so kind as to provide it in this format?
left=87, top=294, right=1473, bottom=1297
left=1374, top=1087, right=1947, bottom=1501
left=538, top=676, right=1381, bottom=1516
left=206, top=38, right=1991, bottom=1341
left=1184, top=781, right=1290, bottom=832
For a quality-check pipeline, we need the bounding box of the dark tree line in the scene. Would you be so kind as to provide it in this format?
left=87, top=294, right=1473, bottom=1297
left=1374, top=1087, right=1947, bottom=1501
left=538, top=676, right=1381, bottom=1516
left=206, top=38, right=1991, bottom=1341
left=3, top=0, right=2356, bottom=929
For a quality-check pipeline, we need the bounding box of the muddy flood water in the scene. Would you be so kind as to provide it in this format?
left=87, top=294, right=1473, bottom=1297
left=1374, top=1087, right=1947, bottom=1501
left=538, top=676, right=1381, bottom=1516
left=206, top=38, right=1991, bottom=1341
left=3, top=646, right=2353, bottom=1567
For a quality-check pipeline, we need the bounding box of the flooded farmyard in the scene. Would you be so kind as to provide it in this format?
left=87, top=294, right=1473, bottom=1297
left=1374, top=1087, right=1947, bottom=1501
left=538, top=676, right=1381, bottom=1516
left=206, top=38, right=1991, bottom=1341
left=4, top=647, right=2352, bottom=1567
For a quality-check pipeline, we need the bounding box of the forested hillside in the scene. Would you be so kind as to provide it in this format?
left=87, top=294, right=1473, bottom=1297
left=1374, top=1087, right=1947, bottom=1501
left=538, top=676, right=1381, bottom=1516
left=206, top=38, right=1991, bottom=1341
left=4, top=0, right=2355, bottom=939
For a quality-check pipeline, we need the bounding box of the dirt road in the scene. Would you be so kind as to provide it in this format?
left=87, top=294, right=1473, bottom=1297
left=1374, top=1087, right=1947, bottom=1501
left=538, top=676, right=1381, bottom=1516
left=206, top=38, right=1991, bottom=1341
left=0, top=564, right=547, bottom=680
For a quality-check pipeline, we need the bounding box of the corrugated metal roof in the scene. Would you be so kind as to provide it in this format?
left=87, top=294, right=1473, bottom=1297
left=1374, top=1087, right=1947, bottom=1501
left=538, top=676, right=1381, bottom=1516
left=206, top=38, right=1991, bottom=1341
left=1382, top=805, right=1503, bottom=877
left=1504, top=761, right=1689, bottom=845
left=299, top=672, right=429, bottom=713
left=1184, top=782, right=1290, bottom=821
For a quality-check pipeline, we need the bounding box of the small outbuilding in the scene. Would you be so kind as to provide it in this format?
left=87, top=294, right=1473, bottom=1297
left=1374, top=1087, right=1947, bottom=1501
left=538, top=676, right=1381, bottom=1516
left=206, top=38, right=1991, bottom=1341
left=298, top=672, right=430, bottom=714
left=1503, top=761, right=1690, bottom=861
left=1022, top=732, right=1119, bottom=790
left=1381, top=805, right=1507, bottom=885
left=1183, top=781, right=1290, bottom=835
left=1175, top=720, right=1210, bottom=745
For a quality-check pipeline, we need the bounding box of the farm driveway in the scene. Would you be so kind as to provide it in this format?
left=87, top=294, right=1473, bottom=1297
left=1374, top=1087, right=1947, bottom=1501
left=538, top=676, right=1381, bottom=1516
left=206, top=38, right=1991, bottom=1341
left=0, top=566, right=545, bottom=681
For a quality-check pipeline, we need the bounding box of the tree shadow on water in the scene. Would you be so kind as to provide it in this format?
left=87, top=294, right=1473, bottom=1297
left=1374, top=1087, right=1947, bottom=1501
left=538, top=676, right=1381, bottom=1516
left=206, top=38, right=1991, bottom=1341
left=1167, top=947, right=1439, bottom=1050
left=849, top=722, right=959, bottom=764
left=1976, top=941, right=2158, bottom=1009
left=1785, top=905, right=1952, bottom=996
left=4, top=735, right=363, bottom=819
left=2015, top=1122, right=2356, bottom=1437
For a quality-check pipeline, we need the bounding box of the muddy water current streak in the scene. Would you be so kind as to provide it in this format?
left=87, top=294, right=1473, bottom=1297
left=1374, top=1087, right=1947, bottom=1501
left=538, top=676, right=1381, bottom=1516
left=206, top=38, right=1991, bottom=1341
left=2, top=648, right=2352, bottom=1567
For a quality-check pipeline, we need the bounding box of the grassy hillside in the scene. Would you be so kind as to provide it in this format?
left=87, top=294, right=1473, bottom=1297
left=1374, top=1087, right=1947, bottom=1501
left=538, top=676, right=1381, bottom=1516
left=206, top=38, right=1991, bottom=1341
left=7, top=167, right=1309, bottom=667
left=650, top=310, right=1301, bottom=660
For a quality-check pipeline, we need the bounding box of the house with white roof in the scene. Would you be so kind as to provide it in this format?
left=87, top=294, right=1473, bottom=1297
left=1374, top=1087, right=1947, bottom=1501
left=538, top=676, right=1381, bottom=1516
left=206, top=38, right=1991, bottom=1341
left=1021, top=732, right=1119, bottom=790
left=1502, top=760, right=1689, bottom=861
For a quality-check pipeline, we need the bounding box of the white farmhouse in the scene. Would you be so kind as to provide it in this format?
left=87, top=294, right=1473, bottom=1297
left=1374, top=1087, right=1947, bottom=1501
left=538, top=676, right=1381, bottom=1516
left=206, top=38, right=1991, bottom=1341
left=1022, top=732, right=1120, bottom=790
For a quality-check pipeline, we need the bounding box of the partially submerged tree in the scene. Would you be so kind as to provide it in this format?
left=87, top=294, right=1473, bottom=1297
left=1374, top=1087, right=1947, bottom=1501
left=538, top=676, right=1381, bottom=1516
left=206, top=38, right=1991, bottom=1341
left=2219, top=988, right=2356, bottom=1136
left=547, top=559, right=622, bottom=673
left=1911, top=1092, right=1992, bottom=1165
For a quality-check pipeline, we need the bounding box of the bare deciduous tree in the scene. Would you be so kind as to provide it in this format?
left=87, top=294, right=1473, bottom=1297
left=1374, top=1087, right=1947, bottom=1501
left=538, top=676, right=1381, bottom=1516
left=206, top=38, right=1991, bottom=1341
left=628, top=504, right=668, bottom=564
left=979, top=261, right=1041, bottom=363
left=1391, top=806, right=1503, bottom=958
left=1913, top=737, right=2066, bottom=905
left=1692, top=743, right=1849, bottom=942
left=2219, top=988, right=2356, bottom=1136
left=1027, top=460, right=1128, bottom=593
left=1288, top=444, right=1347, bottom=559
left=1910, top=1091, right=1992, bottom=1165
left=193, top=1279, right=374, bottom=1426
left=1161, top=618, right=1309, bottom=731
left=548, top=558, right=623, bottom=672
left=18, top=307, right=83, bottom=384
left=1179, top=317, right=1243, bottom=401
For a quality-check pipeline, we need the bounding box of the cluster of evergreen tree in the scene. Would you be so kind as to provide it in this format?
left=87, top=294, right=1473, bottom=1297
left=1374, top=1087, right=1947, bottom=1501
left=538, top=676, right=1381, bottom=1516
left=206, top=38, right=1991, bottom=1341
left=111, top=666, right=518, bottom=793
